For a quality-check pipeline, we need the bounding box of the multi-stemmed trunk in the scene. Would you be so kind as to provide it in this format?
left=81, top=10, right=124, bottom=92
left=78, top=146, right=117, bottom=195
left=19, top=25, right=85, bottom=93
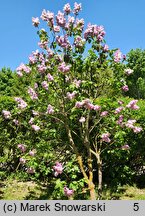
left=66, top=123, right=103, bottom=200
left=66, top=123, right=96, bottom=200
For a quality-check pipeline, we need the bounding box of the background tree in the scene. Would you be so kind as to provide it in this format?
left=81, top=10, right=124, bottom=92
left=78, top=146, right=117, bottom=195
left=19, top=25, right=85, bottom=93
left=126, top=49, right=145, bottom=99
left=0, top=68, right=15, bottom=96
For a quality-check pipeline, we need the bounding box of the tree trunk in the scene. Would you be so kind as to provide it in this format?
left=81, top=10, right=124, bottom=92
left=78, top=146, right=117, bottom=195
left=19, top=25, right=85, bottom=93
left=97, top=154, right=102, bottom=199
left=90, top=149, right=103, bottom=199
left=87, top=156, right=96, bottom=200
left=88, top=180, right=96, bottom=200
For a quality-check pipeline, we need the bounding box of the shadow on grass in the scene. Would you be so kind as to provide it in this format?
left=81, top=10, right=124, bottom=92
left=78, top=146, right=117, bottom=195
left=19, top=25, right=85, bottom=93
left=0, top=182, right=5, bottom=199
left=101, top=185, right=127, bottom=200
left=24, top=182, right=59, bottom=200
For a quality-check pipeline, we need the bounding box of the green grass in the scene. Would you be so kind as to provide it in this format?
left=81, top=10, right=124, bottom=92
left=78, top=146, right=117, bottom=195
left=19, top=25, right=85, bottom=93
left=121, top=185, right=145, bottom=200
left=0, top=179, right=48, bottom=200
left=102, top=184, right=145, bottom=200
left=0, top=179, right=145, bottom=200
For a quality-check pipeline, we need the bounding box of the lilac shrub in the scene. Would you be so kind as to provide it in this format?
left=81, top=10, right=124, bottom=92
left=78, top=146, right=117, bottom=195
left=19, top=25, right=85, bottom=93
left=2, top=2, right=143, bottom=199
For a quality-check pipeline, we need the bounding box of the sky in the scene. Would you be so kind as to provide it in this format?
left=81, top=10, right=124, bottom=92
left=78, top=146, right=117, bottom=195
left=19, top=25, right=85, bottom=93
left=0, top=0, right=145, bottom=71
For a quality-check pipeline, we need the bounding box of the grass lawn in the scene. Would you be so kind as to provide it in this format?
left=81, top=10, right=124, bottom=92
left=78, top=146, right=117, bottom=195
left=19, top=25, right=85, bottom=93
left=0, top=180, right=44, bottom=200
left=120, top=185, right=145, bottom=200
left=0, top=179, right=145, bottom=200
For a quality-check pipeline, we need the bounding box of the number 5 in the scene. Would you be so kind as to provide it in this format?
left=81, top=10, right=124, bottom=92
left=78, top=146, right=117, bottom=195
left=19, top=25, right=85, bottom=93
left=133, top=203, right=139, bottom=211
